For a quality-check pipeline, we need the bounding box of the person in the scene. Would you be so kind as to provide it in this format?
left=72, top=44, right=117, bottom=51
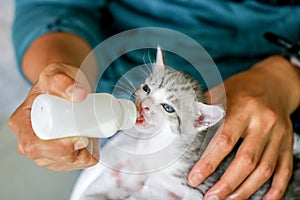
left=9, top=0, right=300, bottom=199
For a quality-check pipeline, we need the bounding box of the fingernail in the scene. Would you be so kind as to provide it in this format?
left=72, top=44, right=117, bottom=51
left=189, top=173, right=203, bottom=186
left=207, top=195, right=219, bottom=200
left=74, top=137, right=89, bottom=150
left=65, top=85, right=87, bottom=102
left=225, top=194, right=237, bottom=200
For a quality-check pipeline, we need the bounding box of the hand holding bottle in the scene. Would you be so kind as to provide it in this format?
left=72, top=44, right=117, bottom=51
left=9, top=63, right=100, bottom=171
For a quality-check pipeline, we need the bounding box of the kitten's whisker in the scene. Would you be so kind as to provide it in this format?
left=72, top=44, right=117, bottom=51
left=113, top=83, right=137, bottom=100
left=143, top=65, right=151, bottom=76
left=142, top=53, right=147, bottom=68
left=122, top=76, right=137, bottom=92
left=141, top=49, right=154, bottom=75
left=114, top=84, right=134, bottom=94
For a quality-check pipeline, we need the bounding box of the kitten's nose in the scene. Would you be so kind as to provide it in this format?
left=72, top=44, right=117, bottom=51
left=140, top=98, right=153, bottom=111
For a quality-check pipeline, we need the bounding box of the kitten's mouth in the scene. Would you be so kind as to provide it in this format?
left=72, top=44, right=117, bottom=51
left=136, top=112, right=146, bottom=125
left=136, top=114, right=145, bottom=124
left=136, top=112, right=151, bottom=128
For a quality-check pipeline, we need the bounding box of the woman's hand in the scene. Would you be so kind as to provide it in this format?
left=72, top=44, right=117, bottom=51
left=188, top=56, right=300, bottom=200
left=9, top=63, right=99, bottom=171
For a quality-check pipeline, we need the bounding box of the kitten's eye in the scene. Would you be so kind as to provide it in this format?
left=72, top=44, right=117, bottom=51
left=162, top=103, right=175, bottom=113
left=142, top=84, right=151, bottom=94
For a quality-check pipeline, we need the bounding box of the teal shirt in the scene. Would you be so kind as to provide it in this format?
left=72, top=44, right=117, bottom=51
left=13, top=0, right=300, bottom=91
left=13, top=0, right=300, bottom=144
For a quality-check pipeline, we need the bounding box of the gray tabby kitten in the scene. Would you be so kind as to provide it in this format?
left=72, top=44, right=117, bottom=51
left=71, top=47, right=300, bottom=200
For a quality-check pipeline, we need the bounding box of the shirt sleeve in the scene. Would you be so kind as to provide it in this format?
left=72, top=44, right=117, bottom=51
left=12, top=0, right=105, bottom=79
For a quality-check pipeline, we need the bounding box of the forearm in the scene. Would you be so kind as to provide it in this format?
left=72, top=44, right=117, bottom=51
left=22, top=32, right=92, bottom=84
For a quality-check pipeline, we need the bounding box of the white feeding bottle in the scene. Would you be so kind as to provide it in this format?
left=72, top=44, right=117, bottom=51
left=31, top=93, right=137, bottom=140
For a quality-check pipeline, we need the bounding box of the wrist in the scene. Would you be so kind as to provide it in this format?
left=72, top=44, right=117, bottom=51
left=251, top=55, right=300, bottom=113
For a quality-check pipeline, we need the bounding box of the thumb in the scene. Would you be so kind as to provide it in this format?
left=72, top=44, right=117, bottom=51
left=65, top=84, right=88, bottom=102
left=38, top=64, right=89, bottom=102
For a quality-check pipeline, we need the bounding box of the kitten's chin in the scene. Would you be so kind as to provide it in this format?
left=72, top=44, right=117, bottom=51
left=135, top=115, right=157, bottom=134
left=136, top=112, right=151, bottom=128
left=135, top=118, right=152, bottom=130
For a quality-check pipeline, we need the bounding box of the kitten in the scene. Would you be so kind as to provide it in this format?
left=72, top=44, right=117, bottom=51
left=70, top=47, right=300, bottom=200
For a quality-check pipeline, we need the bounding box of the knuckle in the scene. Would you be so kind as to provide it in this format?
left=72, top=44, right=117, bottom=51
left=262, top=109, right=278, bottom=130
left=39, top=63, right=71, bottom=85
left=64, top=155, right=77, bottom=164
left=35, top=159, right=49, bottom=167
left=216, top=131, right=235, bottom=152
left=47, top=72, right=74, bottom=94
left=49, top=73, right=70, bottom=86
left=222, top=183, right=234, bottom=195
left=8, top=110, right=21, bottom=133
left=280, top=167, right=293, bottom=180
left=81, top=154, right=92, bottom=164
left=45, top=63, right=63, bottom=73
left=55, top=144, right=74, bottom=157
left=39, top=63, right=59, bottom=79
left=259, top=163, right=274, bottom=179
left=200, top=158, right=216, bottom=174
left=273, top=186, right=286, bottom=198
left=17, top=145, right=25, bottom=156
left=89, top=157, right=99, bottom=165
left=77, top=150, right=92, bottom=165
left=22, top=143, right=38, bottom=160
left=238, top=151, right=257, bottom=170
left=8, top=115, right=15, bottom=129
left=241, top=95, right=258, bottom=109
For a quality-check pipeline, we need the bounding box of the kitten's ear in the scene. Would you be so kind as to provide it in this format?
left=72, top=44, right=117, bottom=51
left=153, top=46, right=166, bottom=72
left=195, top=102, right=225, bottom=131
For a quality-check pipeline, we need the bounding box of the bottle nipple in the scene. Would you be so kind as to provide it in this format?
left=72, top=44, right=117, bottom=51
left=117, top=99, right=137, bottom=130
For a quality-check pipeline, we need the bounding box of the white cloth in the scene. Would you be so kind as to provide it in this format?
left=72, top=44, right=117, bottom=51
left=70, top=131, right=203, bottom=200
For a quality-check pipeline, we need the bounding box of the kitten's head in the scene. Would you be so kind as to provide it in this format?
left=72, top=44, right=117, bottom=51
left=134, top=47, right=224, bottom=136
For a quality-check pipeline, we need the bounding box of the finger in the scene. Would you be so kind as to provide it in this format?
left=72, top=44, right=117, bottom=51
left=203, top=127, right=269, bottom=199
left=9, top=98, right=87, bottom=160
left=34, top=148, right=84, bottom=168
left=61, top=63, right=93, bottom=93
left=17, top=125, right=89, bottom=160
left=76, top=147, right=99, bottom=166
left=34, top=157, right=54, bottom=167
left=44, top=148, right=98, bottom=171
left=38, top=64, right=89, bottom=101
left=188, top=111, right=249, bottom=187
left=226, top=135, right=280, bottom=199
left=263, top=148, right=293, bottom=200
left=204, top=110, right=278, bottom=199
left=86, top=138, right=100, bottom=160
left=41, top=70, right=86, bottom=101
left=40, top=64, right=91, bottom=95
left=17, top=141, right=25, bottom=155
left=30, top=136, right=89, bottom=159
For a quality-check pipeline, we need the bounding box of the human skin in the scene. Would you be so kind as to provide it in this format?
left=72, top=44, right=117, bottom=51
left=9, top=32, right=300, bottom=198
left=188, top=56, right=300, bottom=200
left=8, top=32, right=99, bottom=171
